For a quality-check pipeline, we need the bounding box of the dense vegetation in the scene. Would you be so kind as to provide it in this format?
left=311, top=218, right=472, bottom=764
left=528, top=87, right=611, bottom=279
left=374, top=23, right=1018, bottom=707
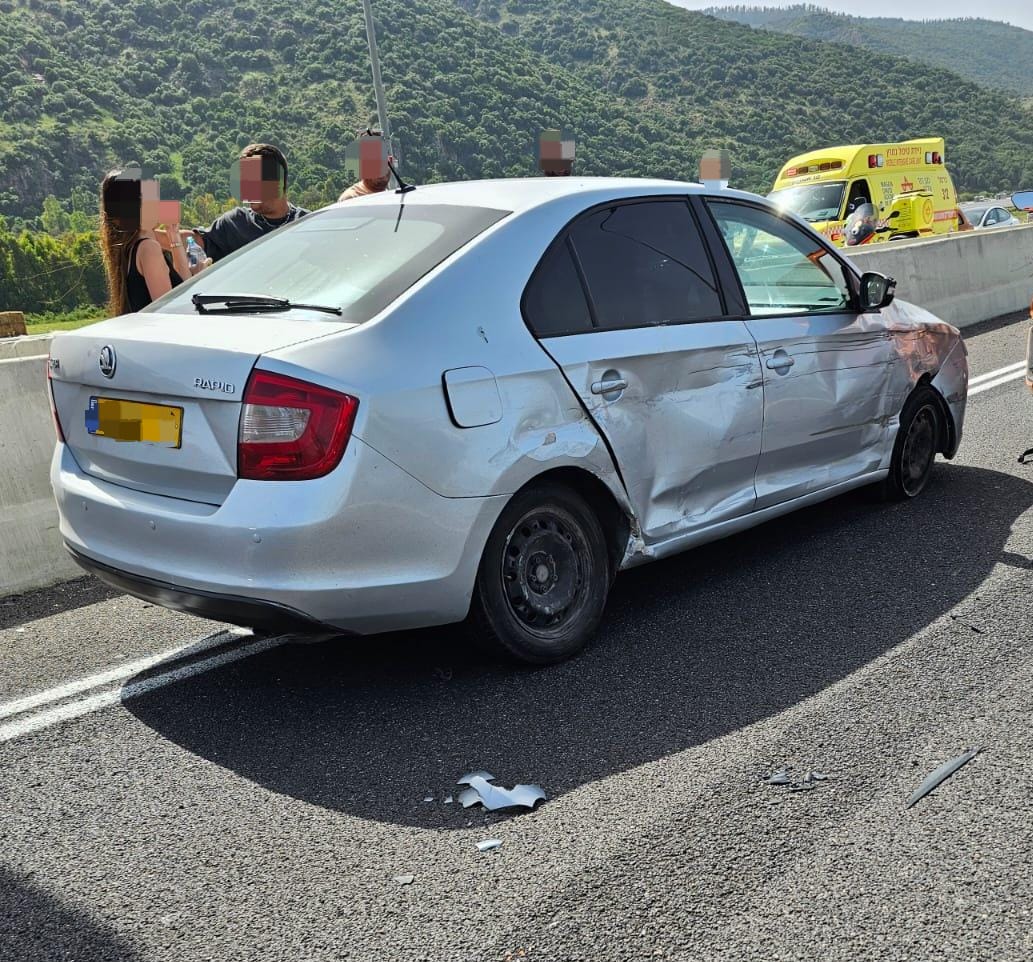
left=4, top=0, right=1033, bottom=314
left=706, top=6, right=1033, bottom=97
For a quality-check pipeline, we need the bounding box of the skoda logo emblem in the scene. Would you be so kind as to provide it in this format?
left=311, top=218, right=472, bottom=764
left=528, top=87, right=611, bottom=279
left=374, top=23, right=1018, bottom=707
left=99, top=345, right=117, bottom=379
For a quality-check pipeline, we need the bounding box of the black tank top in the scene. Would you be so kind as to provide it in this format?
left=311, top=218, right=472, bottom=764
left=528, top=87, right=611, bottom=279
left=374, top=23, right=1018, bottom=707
left=126, top=237, right=183, bottom=312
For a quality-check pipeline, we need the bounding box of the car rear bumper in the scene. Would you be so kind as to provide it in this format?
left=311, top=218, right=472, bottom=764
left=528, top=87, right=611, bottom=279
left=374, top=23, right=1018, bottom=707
left=52, top=439, right=505, bottom=634
left=67, top=546, right=329, bottom=634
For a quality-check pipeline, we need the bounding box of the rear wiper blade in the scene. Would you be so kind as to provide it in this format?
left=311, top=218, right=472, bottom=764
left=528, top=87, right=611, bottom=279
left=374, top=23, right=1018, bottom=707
left=191, top=293, right=342, bottom=316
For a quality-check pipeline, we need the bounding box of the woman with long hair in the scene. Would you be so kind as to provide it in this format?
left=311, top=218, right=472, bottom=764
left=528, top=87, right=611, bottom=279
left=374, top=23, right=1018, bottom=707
left=99, top=169, right=190, bottom=314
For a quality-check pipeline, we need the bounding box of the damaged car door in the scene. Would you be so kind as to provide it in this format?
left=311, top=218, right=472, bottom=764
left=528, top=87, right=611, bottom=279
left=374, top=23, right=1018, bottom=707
left=526, top=197, right=764, bottom=544
left=705, top=200, right=898, bottom=509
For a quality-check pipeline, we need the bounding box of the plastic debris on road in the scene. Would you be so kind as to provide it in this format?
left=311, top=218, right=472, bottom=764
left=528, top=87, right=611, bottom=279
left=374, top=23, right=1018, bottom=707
left=764, top=769, right=831, bottom=792
left=457, top=771, right=496, bottom=786
left=906, top=747, right=981, bottom=809
left=459, top=786, right=483, bottom=808
left=443, top=795, right=454, bottom=805
left=393, top=875, right=415, bottom=885
left=476, top=839, right=502, bottom=852
left=458, top=775, right=546, bottom=811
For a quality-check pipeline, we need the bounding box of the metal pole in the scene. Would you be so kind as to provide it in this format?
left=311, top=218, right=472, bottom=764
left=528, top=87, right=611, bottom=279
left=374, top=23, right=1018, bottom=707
left=361, top=0, right=397, bottom=183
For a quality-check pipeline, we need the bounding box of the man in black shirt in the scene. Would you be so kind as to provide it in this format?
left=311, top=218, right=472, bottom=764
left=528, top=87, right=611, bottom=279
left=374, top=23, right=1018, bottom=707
left=190, top=143, right=309, bottom=262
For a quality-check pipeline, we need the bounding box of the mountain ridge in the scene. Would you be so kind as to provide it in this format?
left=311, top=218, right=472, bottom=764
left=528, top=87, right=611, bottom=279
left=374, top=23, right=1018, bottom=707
left=702, top=5, right=1033, bottom=96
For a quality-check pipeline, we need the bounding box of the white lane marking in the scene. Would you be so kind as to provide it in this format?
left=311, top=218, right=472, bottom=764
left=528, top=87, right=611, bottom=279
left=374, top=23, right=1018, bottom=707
left=970, top=370, right=1027, bottom=396
left=970, top=360, right=1025, bottom=386
left=0, top=628, right=246, bottom=721
left=0, top=633, right=287, bottom=744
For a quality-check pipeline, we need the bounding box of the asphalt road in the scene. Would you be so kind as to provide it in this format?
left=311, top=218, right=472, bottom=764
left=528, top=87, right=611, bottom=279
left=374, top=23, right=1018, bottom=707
left=2, top=312, right=1032, bottom=962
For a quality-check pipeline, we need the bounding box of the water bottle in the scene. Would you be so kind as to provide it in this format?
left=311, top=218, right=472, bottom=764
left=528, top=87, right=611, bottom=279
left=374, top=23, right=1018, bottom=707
left=186, top=236, right=202, bottom=271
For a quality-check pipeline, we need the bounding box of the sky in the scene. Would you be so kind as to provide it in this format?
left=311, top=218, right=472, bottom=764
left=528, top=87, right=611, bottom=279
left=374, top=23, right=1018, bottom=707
left=666, top=0, right=1033, bottom=31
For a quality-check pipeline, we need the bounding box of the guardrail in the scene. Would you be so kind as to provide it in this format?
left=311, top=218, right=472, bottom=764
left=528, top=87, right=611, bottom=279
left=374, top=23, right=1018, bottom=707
left=0, top=334, right=81, bottom=594
left=844, top=222, right=1033, bottom=327
left=3, top=224, right=1033, bottom=597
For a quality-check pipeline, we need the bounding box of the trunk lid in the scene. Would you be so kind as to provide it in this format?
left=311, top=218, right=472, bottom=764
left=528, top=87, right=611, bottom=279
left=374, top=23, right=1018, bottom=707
left=49, top=312, right=353, bottom=504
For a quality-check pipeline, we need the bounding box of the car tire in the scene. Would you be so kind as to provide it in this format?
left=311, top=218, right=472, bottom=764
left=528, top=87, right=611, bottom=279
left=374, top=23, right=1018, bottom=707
left=879, top=385, right=942, bottom=501
left=471, top=482, right=610, bottom=665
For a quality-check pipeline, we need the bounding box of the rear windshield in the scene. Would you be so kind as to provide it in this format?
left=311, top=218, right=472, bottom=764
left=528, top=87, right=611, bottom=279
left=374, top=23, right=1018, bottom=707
left=146, top=203, right=510, bottom=322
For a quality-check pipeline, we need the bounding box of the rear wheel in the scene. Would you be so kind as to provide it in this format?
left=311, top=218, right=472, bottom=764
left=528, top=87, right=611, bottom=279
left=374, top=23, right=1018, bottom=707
left=471, top=483, right=610, bottom=664
left=880, top=386, right=942, bottom=501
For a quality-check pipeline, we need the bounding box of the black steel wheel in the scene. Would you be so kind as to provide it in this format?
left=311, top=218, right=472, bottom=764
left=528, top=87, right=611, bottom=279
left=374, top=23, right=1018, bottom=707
left=471, top=483, right=610, bottom=664
left=880, top=386, right=942, bottom=501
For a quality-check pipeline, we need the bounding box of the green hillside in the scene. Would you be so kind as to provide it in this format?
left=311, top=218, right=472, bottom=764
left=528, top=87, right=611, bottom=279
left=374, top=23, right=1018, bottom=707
left=2, top=0, right=1033, bottom=229
left=705, top=5, right=1033, bottom=97
left=462, top=0, right=1033, bottom=194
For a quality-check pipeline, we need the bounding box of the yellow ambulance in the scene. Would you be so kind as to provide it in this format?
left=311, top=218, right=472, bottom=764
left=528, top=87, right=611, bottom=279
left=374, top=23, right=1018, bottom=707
left=768, top=138, right=959, bottom=246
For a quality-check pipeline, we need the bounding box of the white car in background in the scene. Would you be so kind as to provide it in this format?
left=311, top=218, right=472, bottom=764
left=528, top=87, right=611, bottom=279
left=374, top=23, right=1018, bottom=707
left=961, top=204, right=1021, bottom=230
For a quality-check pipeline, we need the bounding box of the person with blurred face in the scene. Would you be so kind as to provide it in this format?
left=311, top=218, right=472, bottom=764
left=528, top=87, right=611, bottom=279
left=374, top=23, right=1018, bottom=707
left=186, top=143, right=309, bottom=262
left=100, top=169, right=190, bottom=314
left=539, top=129, right=575, bottom=177
left=338, top=129, right=395, bottom=201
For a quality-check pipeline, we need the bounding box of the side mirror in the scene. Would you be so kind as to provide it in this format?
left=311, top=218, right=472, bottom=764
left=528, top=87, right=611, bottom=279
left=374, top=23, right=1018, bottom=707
left=1011, top=190, right=1033, bottom=212
left=860, top=271, right=895, bottom=311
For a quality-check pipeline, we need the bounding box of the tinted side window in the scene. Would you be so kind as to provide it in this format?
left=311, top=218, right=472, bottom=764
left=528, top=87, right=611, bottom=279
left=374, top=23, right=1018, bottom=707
left=568, top=201, right=723, bottom=330
left=522, top=238, right=593, bottom=337
left=707, top=201, right=851, bottom=316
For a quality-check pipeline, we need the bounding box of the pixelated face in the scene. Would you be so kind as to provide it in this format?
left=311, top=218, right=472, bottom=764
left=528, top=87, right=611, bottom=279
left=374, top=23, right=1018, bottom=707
left=233, top=155, right=283, bottom=206
left=138, top=179, right=160, bottom=229
left=700, top=149, right=731, bottom=185
left=345, top=136, right=390, bottom=188
left=539, top=128, right=575, bottom=175
left=137, top=181, right=182, bottom=230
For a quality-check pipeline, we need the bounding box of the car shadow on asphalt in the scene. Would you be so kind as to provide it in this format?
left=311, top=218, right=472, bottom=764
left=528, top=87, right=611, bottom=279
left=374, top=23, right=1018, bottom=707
left=0, top=865, right=142, bottom=961
left=125, top=463, right=1033, bottom=828
left=0, top=575, right=120, bottom=632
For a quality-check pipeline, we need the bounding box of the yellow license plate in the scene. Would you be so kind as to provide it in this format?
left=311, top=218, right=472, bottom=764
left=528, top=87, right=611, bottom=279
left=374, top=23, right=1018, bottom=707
left=85, top=397, right=183, bottom=447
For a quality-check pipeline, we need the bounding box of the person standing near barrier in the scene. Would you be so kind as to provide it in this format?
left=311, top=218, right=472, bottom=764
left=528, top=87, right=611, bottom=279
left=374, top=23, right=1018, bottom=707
left=187, top=143, right=309, bottom=262
left=338, top=129, right=394, bottom=201
left=100, top=168, right=190, bottom=315
left=538, top=128, right=575, bottom=177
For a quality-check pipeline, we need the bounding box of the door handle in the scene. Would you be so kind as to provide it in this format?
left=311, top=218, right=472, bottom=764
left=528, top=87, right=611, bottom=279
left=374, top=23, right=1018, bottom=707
left=765, top=352, right=795, bottom=372
left=591, top=377, right=628, bottom=395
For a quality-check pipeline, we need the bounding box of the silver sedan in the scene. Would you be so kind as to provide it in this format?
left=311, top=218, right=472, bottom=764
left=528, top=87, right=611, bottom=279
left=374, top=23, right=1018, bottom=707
left=49, top=178, right=969, bottom=663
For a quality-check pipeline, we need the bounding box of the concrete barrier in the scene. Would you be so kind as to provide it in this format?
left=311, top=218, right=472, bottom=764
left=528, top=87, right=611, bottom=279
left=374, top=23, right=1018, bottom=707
left=845, top=223, right=1033, bottom=328
left=0, top=333, right=81, bottom=595
left=2, top=228, right=1033, bottom=597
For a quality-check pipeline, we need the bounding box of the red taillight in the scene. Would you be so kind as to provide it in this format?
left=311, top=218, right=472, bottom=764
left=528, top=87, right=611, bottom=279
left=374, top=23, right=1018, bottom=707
left=46, top=355, right=65, bottom=442
left=238, top=369, right=358, bottom=481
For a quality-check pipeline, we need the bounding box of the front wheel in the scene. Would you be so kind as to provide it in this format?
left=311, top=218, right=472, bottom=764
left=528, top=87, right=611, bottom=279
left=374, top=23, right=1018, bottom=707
left=471, top=483, right=610, bottom=664
left=880, top=386, right=942, bottom=501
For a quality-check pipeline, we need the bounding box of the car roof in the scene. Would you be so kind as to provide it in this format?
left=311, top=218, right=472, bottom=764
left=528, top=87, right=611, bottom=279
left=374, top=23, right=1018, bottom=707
left=327, top=177, right=762, bottom=213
